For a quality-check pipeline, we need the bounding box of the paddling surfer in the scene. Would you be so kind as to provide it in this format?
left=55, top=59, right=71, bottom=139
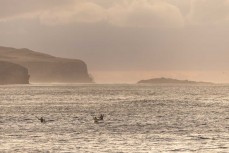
left=99, top=114, right=104, bottom=120
left=36, top=116, right=46, bottom=123
left=93, top=117, right=99, bottom=123
left=93, top=114, right=104, bottom=123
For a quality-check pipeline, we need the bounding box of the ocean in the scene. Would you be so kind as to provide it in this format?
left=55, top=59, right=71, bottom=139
left=0, top=84, right=229, bottom=153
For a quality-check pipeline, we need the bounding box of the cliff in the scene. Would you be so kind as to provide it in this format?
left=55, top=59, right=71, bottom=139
left=0, top=46, right=93, bottom=83
left=137, top=77, right=212, bottom=84
left=0, top=61, right=29, bottom=84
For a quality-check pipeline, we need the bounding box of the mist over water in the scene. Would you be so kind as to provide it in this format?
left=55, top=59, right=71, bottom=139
left=1, top=84, right=229, bottom=152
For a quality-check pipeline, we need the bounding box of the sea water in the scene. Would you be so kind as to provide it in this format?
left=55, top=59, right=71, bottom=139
left=0, top=84, right=229, bottom=153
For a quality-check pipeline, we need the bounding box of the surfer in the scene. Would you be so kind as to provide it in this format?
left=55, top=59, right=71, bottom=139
left=93, top=114, right=105, bottom=123
left=99, top=114, right=104, bottom=120
left=93, top=117, right=99, bottom=123
left=36, top=116, right=46, bottom=123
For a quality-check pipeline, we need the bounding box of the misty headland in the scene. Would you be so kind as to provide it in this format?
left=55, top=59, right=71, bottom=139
left=0, top=46, right=93, bottom=84
left=0, top=61, right=30, bottom=85
left=0, top=46, right=219, bottom=85
left=138, top=77, right=213, bottom=85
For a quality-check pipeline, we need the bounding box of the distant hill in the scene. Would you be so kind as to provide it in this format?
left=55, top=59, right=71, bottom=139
left=137, top=77, right=213, bottom=84
left=0, top=46, right=93, bottom=83
left=0, top=61, right=29, bottom=84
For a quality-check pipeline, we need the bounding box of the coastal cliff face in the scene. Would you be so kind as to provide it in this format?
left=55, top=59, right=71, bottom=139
left=0, top=61, right=29, bottom=84
left=0, top=46, right=93, bottom=83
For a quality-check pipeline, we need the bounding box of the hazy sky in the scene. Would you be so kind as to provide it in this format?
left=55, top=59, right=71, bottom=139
left=1, top=0, right=229, bottom=83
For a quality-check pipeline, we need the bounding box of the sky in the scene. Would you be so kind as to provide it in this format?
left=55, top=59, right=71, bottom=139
left=0, top=0, right=229, bottom=83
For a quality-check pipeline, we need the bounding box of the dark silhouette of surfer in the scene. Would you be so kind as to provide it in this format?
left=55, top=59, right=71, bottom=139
left=36, top=116, right=46, bottom=123
left=93, top=114, right=105, bottom=123
left=99, top=114, right=104, bottom=120
left=93, top=117, right=99, bottom=123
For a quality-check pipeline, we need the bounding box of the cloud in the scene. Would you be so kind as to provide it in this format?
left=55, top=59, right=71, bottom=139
left=3, top=0, right=229, bottom=27
left=107, top=0, right=184, bottom=28
left=40, top=0, right=184, bottom=28
left=39, top=2, right=105, bottom=25
left=0, top=0, right=184, bottom=28
left=0, top=0, right=74, bottom=19
left=188, top=0, right=229, bottom=25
